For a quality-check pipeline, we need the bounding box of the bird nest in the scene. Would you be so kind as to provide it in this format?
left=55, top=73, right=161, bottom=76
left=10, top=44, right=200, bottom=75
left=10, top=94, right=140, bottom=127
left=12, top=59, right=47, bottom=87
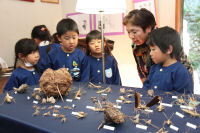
left=104, top=104, right=125, bottom=124
left=39, top=68, right=72, bottom=97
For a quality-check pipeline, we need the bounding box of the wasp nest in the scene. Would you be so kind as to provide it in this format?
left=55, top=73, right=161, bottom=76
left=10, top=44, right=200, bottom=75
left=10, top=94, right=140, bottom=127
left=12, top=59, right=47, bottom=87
left=39, top=68, right=72, bottom=97
left=104, top=104, right=125, bottom=124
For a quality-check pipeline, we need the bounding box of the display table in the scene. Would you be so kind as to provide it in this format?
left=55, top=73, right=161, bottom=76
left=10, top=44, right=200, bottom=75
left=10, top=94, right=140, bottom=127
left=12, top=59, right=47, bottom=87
left=0, top=82, right=199, bottom=133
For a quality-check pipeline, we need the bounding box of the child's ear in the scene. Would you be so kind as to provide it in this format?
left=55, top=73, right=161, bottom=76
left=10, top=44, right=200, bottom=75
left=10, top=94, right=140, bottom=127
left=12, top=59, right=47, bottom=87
left=167, top=45, right=173, bottom=55
left=18, top=53, right=25, bottom=61
left=145, top=26, right=152, bottom=33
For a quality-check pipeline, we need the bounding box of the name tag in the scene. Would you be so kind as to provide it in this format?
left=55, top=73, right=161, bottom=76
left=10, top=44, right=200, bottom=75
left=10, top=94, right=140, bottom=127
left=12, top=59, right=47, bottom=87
left=161, top=103, right=173, bottom=107
left=136, top=124, right=147, bottom=130
left=186, top=122, right=197, bottom=129
left=175, top=112, right=184, bottom=118
left=170, top=125, right=179, bottom=131
left=103, top=125, right=115, bottom=131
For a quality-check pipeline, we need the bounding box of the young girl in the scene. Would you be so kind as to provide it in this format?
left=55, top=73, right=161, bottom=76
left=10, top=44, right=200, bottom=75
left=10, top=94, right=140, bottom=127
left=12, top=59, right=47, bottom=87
left=47, top=18, right=90, bottom=82
left=86, top=30, right=121, bottom=85
left=31, top=25, right=61, bottom=73
left=143, top=26, right=193, bottom=93
left=4, top=38, right=40, bottom=91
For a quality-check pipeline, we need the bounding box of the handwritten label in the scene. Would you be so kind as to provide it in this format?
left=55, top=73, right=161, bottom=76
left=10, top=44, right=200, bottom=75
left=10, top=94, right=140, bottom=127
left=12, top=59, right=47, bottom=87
left=186, top=122, right=197, bottom=129
left=170, top=125, right=179, bottom=131
left=175, top=112, right=184, bottom=118
left=136, top=124, right=147, bottom=130
left=101, top=93, right=107, bottom=96
left=103, top=125, right=115, bottom=131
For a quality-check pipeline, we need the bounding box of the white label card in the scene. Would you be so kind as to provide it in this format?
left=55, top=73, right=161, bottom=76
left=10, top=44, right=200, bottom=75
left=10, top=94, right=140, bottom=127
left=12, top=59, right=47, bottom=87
left=54, top=105, right=61, bottom=108
left=9, top=96, right=13, bottom=99
left=136, top=124, right=147, bottom=130
left=76, top=97, right=81, bottom=100
left=71, top=112, right=79, bottom=115
left=116, top=100, right=123, bottom=103
left=170, top=125, right=179, bottom=131
left=103, top=125, right=115, bottom=131
left=52, top=113, right=58, bottom=117
left=33, top=101, right=38, bottom=104
left=186, top=122, right=197, bottom=129
left=180, top=105, right=193, bottom=110
left=101, top=93, right=107, bottom=96
left=175, top=112, right=184, bottom=118
left=144, top=109, right=153, bottom=113
left=86, top=106, right=95, bottom=110
left=172, top=96, right=178, bottom=99
left=66, top=99, right=73, bottom=102
left=27, top=96, right=30, bottom=100
left=161, top=103, right=173, bottom=107
left=113, top=105, right=121, bottom=109
left=34, top=88, right=40, bottom=91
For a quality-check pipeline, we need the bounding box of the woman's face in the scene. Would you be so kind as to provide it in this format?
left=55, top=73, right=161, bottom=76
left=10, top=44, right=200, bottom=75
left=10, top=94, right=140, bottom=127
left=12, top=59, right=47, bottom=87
left=126, top=23, right=151, bottom=46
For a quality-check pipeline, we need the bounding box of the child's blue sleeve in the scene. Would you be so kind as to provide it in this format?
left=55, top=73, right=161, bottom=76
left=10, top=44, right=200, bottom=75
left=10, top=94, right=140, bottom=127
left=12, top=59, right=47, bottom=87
left=142, top=65, right=155, bottom=90
left=112, top=60, right=121, bottom=85
left=3, top=74, right=19, bottom=92
left=172, top=66, right=193, bottom=93
left=80, top=55, right=90, bottom=82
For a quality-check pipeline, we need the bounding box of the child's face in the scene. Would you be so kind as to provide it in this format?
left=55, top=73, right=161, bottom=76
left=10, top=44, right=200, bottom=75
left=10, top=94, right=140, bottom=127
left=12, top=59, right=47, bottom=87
left=88, top=39, right=103, bottom=55
left=24, top=50, right=40, bottom=65
left=126, top=23, right=151, bottom=46
left=150, top=45, right=170, bottom=64
left=59, top=31, right=78, bottom=52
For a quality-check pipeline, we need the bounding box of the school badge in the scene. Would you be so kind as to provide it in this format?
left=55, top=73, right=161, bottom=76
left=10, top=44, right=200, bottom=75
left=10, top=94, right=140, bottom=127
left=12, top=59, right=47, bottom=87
left=105, top=68, right=112, bottom=78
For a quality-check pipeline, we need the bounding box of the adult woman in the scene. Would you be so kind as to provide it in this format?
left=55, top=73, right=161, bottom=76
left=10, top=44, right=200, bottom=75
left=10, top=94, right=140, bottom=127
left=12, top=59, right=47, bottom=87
left=123, top=8, right=193, bottom=83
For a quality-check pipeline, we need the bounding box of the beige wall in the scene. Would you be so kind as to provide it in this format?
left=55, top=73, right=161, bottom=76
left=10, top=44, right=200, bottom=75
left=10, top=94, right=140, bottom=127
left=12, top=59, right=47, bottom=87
left=0, top=0, right=62, bottom=67
left=0, top=0, right=175, bottom=87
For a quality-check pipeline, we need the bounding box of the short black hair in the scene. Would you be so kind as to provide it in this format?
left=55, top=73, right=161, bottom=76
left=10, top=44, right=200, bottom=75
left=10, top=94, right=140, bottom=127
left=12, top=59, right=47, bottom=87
left=146, top=26, right=182, bottom=59
left=56, top=18, right=79, bottom=37
left=123, top=8, right=156, bottom=31
left=86, top=30, right=101, bottom=44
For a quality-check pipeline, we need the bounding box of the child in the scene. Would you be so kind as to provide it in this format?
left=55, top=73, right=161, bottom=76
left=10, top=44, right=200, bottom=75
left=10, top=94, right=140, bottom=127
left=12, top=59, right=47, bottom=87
left=47, top=18, right=90, bottom=82
left=31, top=25, right=52, bottom=46
left=31, top=25, right=61, bottom=73
left=4, top=38, right=40, bottom=91
left=86, top=30, right=121, bottom=85
left=143, top=26, right=193, bottom=93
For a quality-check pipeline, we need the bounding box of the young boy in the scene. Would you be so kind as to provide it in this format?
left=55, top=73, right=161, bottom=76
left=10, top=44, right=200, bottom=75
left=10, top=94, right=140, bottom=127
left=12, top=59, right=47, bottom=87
left=47, top=18, right=90, bottom=82
left=86, top=30, right=121, bottom=85
left=143, top=26, right=193, bottom=93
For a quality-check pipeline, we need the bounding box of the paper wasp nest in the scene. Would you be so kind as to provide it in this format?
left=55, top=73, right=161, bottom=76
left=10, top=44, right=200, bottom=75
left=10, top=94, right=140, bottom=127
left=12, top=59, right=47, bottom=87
left=39, top=68, right=72, bottom=97
left=104, top=104, right=125, bottom=124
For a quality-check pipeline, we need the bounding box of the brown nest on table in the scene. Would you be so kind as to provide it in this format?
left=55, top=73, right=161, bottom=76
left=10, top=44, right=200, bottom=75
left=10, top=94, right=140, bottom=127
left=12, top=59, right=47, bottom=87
left=39, top=68, right=72, bottom=97
left=104, top=103, right=125, bottom=124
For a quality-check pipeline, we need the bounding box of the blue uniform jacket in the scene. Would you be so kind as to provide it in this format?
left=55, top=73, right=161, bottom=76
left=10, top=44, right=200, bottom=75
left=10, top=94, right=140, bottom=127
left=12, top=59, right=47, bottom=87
left=37, top=43, right=61, bottom=73
left=3, top=67, right=40, bottom=91
left=143, top=62, right=193, bottom=93
left=47, top=47, right=90, bottom=82
left=88, top=55, right=121, bottom=85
